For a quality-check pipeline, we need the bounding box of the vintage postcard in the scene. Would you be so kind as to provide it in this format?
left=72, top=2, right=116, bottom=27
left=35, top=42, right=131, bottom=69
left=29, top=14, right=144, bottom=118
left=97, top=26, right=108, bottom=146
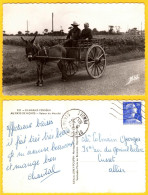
left=2, top=3, right=145, bottom=95
left=0, top=1, right=148, bottom=195
left=3, top=100, right=145, bottom=193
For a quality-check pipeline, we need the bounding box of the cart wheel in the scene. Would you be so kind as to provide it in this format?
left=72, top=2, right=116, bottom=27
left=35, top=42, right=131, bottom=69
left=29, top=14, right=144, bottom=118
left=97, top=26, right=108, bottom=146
left=61, top=60, right=78, bottom=77
left=85, top=44, right=106, bottom=79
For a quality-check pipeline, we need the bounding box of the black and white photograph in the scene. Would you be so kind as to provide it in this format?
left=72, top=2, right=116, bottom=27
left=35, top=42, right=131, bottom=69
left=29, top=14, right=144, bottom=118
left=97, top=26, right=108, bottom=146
left=3, top=3, right=145, bottom=95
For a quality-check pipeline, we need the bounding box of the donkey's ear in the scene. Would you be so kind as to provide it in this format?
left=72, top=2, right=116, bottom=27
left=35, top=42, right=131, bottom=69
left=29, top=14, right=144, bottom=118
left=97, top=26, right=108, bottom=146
left=21, top=37, right=27, bottom=43
left=31, top=34, right=37, bottom=44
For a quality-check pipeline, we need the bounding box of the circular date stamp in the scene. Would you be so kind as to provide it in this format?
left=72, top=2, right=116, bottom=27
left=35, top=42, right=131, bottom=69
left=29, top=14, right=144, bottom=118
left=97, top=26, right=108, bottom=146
left=61, top=109, right=89, bottom=137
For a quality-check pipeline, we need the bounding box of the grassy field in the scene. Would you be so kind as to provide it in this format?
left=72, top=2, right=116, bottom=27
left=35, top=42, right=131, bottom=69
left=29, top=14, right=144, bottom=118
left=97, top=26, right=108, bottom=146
left=3, top=45, right=63, bottom=84
left=3, top=35, right=145, bottom=85
left=3, top=35, right=66, bottom=47
left=3, top=34, right=144, bottom=48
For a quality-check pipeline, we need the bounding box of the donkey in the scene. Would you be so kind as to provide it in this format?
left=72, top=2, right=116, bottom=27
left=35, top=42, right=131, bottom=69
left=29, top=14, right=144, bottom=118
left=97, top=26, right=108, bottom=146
left=21, top=35, right=67, bottom=86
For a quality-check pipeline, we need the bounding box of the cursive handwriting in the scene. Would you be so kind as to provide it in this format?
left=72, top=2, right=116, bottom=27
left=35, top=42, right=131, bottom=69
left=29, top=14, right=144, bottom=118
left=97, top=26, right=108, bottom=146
left=36, top=118, right=53, bottom=127
left=15, top=135, right=27, bottom=150
left=93, top=132, right=117, bottom=142
left=98, top=153, right=116, bottom=162
left=27, top=146, right=49, bottom=155
left=109, top=164, right=125, bottom=173
left=7, top=121, right=32, bottom=137
left=126, top=74, right=139, bottom=86
left=120, top=136, right=140, bottom=146
left=6, top=159, right=40, bottom=171
left=51, top=141, right=73, bottom=151
left=28, top=164, right=60, bottom=183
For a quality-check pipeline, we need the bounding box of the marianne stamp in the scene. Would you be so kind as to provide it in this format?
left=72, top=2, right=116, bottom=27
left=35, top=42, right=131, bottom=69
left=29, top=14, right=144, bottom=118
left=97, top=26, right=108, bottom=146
left=61, top=109, right=89, bottom=137
left=123, top=102, right=142, bottom=124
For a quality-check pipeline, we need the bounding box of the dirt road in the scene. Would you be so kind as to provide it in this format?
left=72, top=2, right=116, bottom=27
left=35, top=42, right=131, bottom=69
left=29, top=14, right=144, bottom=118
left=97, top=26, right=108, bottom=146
left=3, top=59, right=145, bottom=96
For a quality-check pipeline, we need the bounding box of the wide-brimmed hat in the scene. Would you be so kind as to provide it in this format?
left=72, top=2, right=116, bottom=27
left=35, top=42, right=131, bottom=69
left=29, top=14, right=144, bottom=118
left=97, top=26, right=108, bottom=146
left=71, top=21, right=79, bottom=26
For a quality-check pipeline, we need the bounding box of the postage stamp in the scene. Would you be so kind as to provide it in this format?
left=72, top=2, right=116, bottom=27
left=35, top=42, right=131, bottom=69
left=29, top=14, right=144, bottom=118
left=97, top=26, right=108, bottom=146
left=123, top=102, right=142, bottom=124
left=61, top=109, right=89, bottom=137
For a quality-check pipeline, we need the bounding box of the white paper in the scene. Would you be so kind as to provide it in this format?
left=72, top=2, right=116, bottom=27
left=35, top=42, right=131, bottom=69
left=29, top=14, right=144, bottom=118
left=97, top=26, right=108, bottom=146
left=3, top=100, right=145, bottom=193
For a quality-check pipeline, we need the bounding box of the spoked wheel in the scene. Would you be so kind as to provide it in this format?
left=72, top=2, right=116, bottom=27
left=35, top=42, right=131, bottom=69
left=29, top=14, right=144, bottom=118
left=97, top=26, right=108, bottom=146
left=85, top=44, right=106, bottom=79
left=60, top=60, right=78, bottom=77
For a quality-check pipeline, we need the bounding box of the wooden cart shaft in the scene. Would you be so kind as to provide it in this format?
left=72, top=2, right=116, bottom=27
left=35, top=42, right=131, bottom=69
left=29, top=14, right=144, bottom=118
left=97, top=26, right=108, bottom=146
left=35, top=56, right=76, bottom=60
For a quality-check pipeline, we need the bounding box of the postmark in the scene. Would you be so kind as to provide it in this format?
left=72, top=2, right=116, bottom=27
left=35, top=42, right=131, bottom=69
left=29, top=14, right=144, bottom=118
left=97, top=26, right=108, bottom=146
left=61, top=109, right=89, bottom=137
left=123, top=102, right=142, bottom=124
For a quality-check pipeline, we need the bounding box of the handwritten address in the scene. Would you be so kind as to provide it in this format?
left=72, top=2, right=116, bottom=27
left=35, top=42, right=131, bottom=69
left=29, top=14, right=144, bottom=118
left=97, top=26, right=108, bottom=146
left=81, top=132, right=144, bottom=173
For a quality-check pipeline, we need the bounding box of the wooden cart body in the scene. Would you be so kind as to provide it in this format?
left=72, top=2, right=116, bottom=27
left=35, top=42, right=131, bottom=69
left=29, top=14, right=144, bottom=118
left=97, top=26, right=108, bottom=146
left=36, top=39, right=106, bottom=79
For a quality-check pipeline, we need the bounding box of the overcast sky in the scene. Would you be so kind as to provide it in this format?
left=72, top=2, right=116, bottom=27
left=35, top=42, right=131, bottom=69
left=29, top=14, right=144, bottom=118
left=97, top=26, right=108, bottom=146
left=3, top=3, right=145, bottom=34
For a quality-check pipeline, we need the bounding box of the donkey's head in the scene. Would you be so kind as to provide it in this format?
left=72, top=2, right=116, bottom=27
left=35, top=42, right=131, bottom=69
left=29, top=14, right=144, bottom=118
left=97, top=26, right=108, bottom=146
left=21, top=34, right=37, bottom=61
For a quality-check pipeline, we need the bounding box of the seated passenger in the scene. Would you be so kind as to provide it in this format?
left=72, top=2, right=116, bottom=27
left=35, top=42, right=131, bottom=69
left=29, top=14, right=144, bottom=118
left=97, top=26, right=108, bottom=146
left=64, top=21, right=81, bottom=47
left=81, top=23, right=93, bottom=40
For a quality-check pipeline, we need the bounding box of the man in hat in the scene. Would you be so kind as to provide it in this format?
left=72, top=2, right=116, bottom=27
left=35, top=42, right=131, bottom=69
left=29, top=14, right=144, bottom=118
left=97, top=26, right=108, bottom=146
left=81, top=23, right=93, bottom=40
left=61, top=22, right=81, bottom=82
left=64, top=21, right=81, bottom=47
left=67, top=21, right=81, bottom=40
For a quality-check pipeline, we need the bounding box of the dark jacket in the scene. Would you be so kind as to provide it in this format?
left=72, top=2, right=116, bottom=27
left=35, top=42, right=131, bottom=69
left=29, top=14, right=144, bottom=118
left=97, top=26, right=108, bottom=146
left=81, top=28, right=93, bottom=40
left=67, top=27, right=81, bottom=40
